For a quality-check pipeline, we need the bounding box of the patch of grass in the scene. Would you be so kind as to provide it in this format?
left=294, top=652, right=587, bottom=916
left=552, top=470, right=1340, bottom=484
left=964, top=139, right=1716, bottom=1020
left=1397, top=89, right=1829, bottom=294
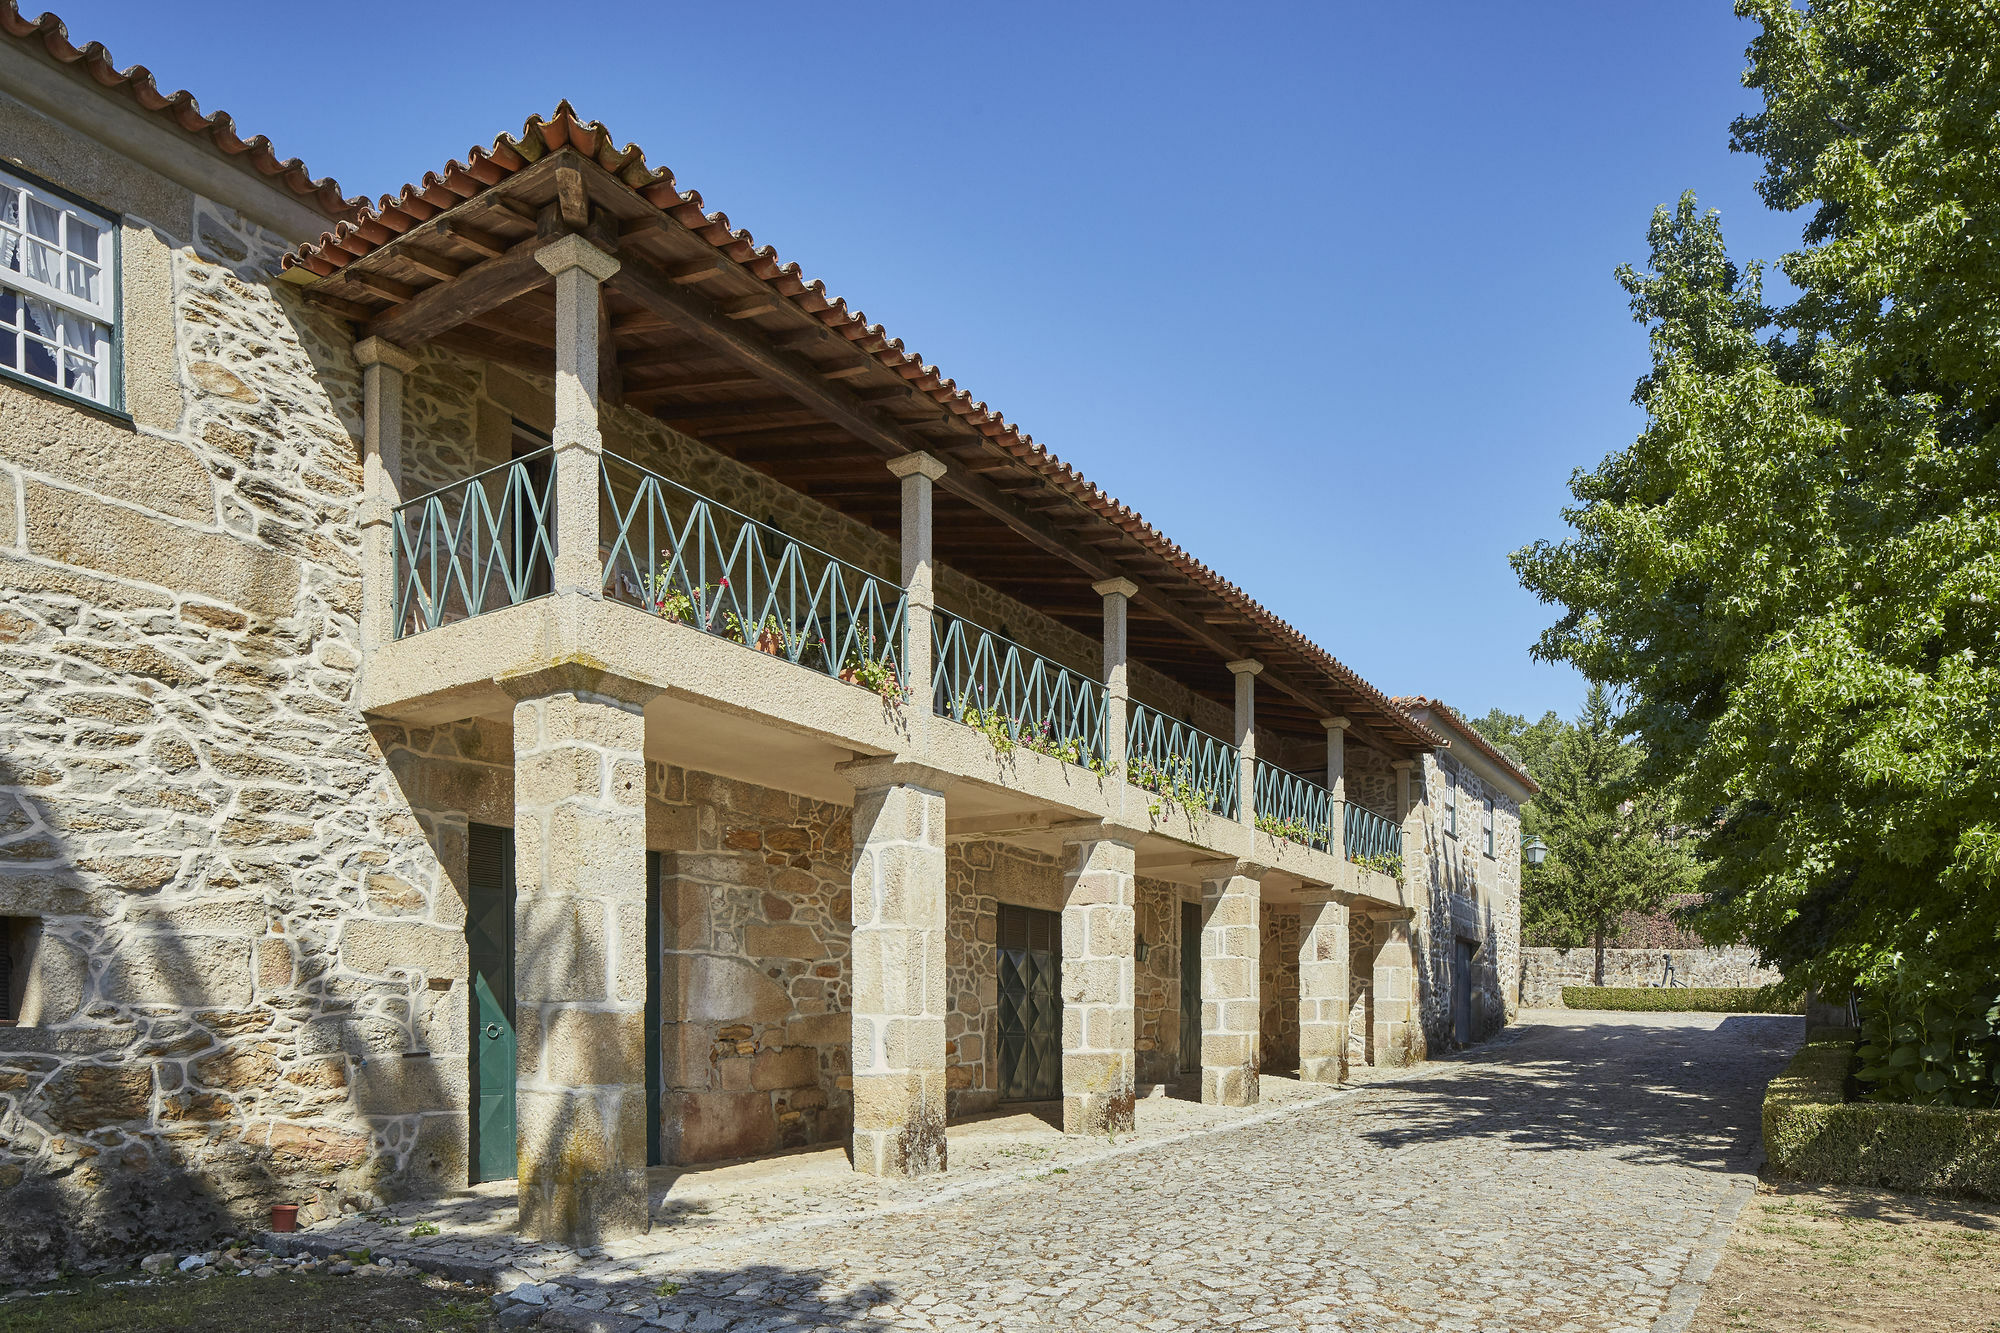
left=0, top=1272, right=494, bottom=1332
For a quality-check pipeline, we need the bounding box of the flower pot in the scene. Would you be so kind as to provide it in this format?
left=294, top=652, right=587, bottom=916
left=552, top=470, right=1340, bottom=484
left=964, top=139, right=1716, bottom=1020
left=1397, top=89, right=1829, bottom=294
left=755, top=628, right=786, bottom=656
left=269, top=1204, right=300, bottom=1233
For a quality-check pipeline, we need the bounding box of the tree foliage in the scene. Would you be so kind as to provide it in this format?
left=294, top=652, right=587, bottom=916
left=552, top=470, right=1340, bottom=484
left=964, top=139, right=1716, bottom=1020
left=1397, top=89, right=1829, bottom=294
left=1513, top=0, right=2000, bottom=993
left=1466, top=707, right=1566, bottom=783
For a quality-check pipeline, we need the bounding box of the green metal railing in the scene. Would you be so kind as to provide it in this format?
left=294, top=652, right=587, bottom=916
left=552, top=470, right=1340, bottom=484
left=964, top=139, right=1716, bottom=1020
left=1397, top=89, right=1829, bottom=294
left=932, top=611, right=1107, bottom=768
left=600, top=452, right=908, bottom=693
left=1345, top=802, right=1403, bottom=867
left=1126, top=704, right=1238, bottom=820
left=392, top=449, right=555, bottom=638
left=1253, top=761, right=1335, bottom=852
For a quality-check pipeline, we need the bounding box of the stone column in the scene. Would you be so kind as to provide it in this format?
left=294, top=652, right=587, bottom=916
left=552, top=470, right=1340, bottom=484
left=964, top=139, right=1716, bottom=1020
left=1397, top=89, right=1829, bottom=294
left=1227, top=660, right=1262, bottom=829
left=1323, top=717, right=1348, bottom=857
left=886, top=453, right=946, bottom=724
left=842, top=760, right=950, bottom=1176
left=1057, top=822, right=1137, bottom=1134
left=505, top=664, right=653, bottom=1243
left=1195, top=859, right=1262, bottom=1106
left=1297, top=888, right=1351, bottom=1084
left=536, top=235, right=622, bottom=599
left=1093, top=578, right=1137, bottom=777
left=1372, top=911, right=1420, bottom=1067
left=355, top=336, right=417, bottom=652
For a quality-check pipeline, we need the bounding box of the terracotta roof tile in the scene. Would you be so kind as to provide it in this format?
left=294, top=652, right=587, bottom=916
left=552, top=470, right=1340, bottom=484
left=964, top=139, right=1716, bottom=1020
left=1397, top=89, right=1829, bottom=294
left=284, top=102, right=1444, bottom=752
left=1, top=2, right=359, bottom=220
left=1392, top=696, right=1539, bottom=795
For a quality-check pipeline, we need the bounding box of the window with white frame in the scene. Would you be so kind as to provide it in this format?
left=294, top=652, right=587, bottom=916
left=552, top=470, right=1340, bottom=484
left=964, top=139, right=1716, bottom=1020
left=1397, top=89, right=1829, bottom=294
left=0, top=170, right=116, bottom=408
left=1482, top=796, right=1495, bottom=858
left=1443, top=773, right=1458, bottom=838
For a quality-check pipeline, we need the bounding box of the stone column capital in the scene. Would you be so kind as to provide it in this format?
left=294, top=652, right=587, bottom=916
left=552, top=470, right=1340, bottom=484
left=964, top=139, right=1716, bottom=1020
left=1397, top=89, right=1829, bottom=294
left=886, top=451, right=948, bottom=482
left=835, top=756, right=956, bottom=796
left=494, top=659, right=661, bottom=710
left=1190, top=856, right=1268, bottom=884
left=1092, top=576, right=1139, bottom=600
left=354, top=335, right=419, bottom=374
left=536, top=233, right=622, bottom=282
left=1321, top=716, right=1351, bottom=733
left=1392, top=757, right=1415, bottom=771
left=1052, top=816, right=1146, bottom=848
left=1225, top=658, right=1264, bottom=677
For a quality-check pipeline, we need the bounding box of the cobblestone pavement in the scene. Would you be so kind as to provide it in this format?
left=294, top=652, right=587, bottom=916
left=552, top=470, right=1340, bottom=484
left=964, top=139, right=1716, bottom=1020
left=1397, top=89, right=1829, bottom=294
left=290, top=1011, right=1800, bottom=1332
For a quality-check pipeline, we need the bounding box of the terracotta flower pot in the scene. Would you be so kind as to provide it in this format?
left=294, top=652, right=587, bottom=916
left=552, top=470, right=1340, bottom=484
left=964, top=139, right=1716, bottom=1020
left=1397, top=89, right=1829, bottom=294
left=756, top=627, right=786, bottom=656
left=270, top=1203, right=300, bottom=1233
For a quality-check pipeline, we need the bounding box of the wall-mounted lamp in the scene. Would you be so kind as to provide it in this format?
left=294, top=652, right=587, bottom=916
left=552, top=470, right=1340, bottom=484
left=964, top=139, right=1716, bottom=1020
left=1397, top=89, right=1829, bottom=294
left=1523, top=835, right=1549, bottom=868
left=1135, top=932, right=1150, bottom=964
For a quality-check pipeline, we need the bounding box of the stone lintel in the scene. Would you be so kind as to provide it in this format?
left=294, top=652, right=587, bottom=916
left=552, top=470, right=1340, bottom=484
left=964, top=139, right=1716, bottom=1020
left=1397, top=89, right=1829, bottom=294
left=1053, top=816, right=1145, bottom=847
left=1189, top=857, right=1267, bottom=884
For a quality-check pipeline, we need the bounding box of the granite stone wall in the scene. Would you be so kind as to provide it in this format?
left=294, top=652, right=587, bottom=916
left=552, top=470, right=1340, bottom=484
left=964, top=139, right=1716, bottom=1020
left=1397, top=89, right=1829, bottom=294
left=1258, top=904, right=1300, bottom=1074
left=1518, top=947, right=1783, bottom=1006
left=942, top=840, right=1062, bottom=1116
left=1409, top=752, right=1520, bottom=1052
left=1133, top=875, right=1189, bottom=1086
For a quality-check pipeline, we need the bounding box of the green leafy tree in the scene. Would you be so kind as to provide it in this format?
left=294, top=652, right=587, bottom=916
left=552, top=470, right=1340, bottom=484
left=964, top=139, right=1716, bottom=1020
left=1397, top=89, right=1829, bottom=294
left=1519, top=685, right=1701, bottom=981
left=1467, top=708, right=1566, bottom=782
left=1513, top=0, right=2000, bottom=996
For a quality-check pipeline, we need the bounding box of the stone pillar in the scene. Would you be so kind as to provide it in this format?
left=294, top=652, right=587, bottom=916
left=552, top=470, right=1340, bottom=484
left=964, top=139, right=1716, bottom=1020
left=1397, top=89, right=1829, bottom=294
left=843, top=760, right=950, bottom=1176
left=1195, top=859, right=1262, bottom=1106
left=1372, top=911, right=1420, bottom=1067
left=505, top=665, right=653, bottom=1243
left=536, top=235, right=622, bottom=599
left=1227, top=660, right=1262, bottom=829
left=1057, top=822, right=1137, bottom=1134
left=1323, top=717, right=1348, bottom=857
left=1298, top=888, right=1351, bottom=1084
left=355, top=336, right=417, bottom=652
left=887, top=453, right=946, bottom=721
left=1093, top=578, right=1137, bottom=776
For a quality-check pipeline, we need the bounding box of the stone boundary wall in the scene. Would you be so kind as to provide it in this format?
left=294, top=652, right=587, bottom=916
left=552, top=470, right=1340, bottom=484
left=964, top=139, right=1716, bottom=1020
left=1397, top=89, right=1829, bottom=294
left=1519, top=946, right=1782, bottom=1006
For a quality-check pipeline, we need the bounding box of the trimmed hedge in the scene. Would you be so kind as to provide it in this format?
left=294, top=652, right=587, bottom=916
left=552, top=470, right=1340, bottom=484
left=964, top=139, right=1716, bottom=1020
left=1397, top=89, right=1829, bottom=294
left=1560, top=986, right=1801, bottom=1013
left=1764, top=1027, right=2000, bottom=1200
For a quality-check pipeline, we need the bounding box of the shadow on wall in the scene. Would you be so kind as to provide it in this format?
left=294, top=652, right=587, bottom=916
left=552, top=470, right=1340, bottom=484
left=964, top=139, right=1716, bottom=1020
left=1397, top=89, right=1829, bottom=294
left=0, top=745, right=460, bottom=1281
left=1349, top=1013, right=1803, bottom=1173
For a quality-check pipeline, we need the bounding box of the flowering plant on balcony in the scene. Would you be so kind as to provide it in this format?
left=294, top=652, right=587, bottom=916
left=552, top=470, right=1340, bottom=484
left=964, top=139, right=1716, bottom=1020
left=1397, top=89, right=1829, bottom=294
left=1350, top=851, right=1404, bottom=878
left=1255, top=812, right=1318, bottom=845
left=839, top=628, right=903, bottom=702
left=1130, top=752, right=1215, bottom=824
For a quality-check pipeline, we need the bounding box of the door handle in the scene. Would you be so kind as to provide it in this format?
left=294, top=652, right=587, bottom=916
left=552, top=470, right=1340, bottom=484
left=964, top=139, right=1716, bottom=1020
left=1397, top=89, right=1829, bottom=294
left=484, top=1022, right=503, bottom=1040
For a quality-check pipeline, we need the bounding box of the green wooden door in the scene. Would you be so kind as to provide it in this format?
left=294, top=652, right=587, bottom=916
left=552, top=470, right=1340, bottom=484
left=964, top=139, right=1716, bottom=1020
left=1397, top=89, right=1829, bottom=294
left=997, top=904, right=1061, bottom=1101
left=645, top=850, right=663, bottom=1167
left=1179, top=900, right=1201, bottom=1075
left=466, top=823, right=517, bottom=1184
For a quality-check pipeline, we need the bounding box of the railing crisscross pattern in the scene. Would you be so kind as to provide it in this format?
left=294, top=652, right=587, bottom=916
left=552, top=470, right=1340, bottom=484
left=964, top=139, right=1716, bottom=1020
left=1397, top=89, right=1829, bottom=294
left=1253, top=761, right=1335, bottom=852
left=599, top=452, right=908, bottom=692
left=392, top=449, right=555, bottom=638
left=1345, top=802, right=1403, bottom=865
left=932, top=612, right=1107, bottom=768
left=1125, top=705, right=1239, bottom=820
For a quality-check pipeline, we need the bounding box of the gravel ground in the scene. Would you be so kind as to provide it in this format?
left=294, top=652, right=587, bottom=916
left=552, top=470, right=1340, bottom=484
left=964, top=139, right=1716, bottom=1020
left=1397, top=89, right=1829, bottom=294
left=294, top=1010, right=1802, bottom=1331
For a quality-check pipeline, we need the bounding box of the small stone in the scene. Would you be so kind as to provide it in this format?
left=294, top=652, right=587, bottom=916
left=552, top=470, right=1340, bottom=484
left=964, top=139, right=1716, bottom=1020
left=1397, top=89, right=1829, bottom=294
left=177, top=1254, right=208, bottom=1273
left=140, top=1253, right=175, bottom=1276
left=327, top=1261, right=353, bottom=1275
left=252, top=1265, right=275, bottom=1277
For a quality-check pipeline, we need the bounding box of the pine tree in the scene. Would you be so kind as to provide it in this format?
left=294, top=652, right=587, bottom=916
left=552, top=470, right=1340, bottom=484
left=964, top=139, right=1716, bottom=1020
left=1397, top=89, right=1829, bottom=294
left=1523, top=685, right=1700, bottom=983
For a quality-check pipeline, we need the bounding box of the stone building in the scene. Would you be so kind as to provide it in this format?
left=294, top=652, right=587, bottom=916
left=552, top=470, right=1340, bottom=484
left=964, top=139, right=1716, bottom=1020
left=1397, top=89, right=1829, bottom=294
left=0, top=7, right=1527, bottom=1273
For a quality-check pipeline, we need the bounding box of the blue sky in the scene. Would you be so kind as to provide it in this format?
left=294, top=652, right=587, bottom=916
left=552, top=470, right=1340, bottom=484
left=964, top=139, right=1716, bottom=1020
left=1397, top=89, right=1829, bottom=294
left=57, top=1, right=1802, bottom=723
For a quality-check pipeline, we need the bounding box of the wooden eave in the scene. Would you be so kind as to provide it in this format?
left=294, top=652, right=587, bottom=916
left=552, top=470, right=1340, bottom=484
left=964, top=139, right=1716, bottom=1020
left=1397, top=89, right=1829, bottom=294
left=290, top=145, right=1435, bottom=760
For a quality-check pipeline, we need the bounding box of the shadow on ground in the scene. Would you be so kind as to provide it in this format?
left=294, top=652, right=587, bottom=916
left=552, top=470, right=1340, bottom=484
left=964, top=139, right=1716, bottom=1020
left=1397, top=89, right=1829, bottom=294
left=1349, top=1013, right=1802, bottom=1172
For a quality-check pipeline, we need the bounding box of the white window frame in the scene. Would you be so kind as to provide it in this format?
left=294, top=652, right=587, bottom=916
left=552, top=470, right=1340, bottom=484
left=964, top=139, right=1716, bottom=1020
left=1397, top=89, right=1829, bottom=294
left=1482, top=797, right=1495, bottom=859
left=0, top=167, right=120, bottom=411
left=1443, top=773, right=1458, bottom=838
